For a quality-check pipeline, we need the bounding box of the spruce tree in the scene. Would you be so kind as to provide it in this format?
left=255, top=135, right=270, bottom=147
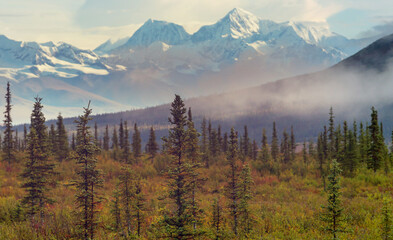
left=103, top=125, right=110, bottom=151
left=217, top=125, right=223, bottom=152
left=328, top=107, right=335, bottom=159
left=186, top=107, right=203, bottom=233
left=261, top=128, right=270, bottom=162
left=71, top=133, right=76, bottom=151
left=74, top=102, right=103, bottom=240
left=303, top=141, right=308, bottom=172
left=281, top=130, right=290, bottom=163
left=317, top=133, right=326, bottom=190
left=210, top=129, right=219, bottom=158
left=211, top=198, right=223, bottom=240
left=112, top=125, right=119, bottom=161
left=123, top=121, right=131, bottom=164
left=132, top=123, right=142, bottom=160
left=238, top=163, right=253, bottom=236
left=110, top=186, right=121, bottom=232
left=226, top=127, right=240, bottom=236
left=201, top=117, right=209, bottom=167
left=56, top=113, right=69, bottom=162
left=119, top=166, right=134, bottom=235
left=368, top=107, right=384, bottom=172
left=321, top=159, right=345, bottom=240
left=308, top=138, right=315, bottom=159
left=94, top=122, right=98, bottom=143
left=242, top=125, right=250, bottom=159
left=359, top=122, right=368, bottom=163
left=290, top=126, right=296, bottom=161
left=2, top=82, right=15, bottom=166
left=14, top=129, right=19, bottom=151
left=252, top=140, right=258, bottom=161
left=112, top=125, right=119, bottom=150
left=161, top=95, right=196, bottom=239
left=22, top=97, right=54, bottom=221
left=344, top=130, right=358, bottom=176
left=119, top=120, right=124, bottom=149
left=323, top=126, right=329, bottom=161
left=271, top=122, right=279, bottom=162
left=48, top=124, right=57, bottom=154
left=146, top=126, right=159, bottom=158
left=134, top=177, right=146, bottom=237
left=23, top=124, right=27, bottom=151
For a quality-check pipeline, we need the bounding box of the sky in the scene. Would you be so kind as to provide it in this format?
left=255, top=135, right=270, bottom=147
left=0, top=0, right=392, bottom=49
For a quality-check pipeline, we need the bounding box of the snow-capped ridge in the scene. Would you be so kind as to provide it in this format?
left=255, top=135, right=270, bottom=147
left=121, top=19, right=190, bottom=48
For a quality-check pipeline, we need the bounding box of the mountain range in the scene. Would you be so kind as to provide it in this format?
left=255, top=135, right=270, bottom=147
left=47, top=32, right=393, bottom=145
left=0, top=8, right=381, bottom=123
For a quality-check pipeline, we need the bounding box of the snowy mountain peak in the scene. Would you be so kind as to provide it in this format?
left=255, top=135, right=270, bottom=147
left=223, top=8, right=260, bottom=38
left=226, top=7, right=257, bottom=20
left=192, top=8, right=260, bottom=42
left=122, top=19, right=190, bottom=48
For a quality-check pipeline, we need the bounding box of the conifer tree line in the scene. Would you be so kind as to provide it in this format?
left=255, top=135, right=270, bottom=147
left=4, top=81, right=393, bottom=239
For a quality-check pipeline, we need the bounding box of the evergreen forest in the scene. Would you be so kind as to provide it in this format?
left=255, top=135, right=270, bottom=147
left=1, top=83, right=393, bottom=240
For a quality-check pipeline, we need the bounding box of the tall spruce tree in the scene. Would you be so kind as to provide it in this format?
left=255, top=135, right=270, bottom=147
left=186, top=108, right=203, bottom=233
left=123, top=121, right=131, bottom=164
left=48, top=124, right=57, bottom=154
left=112, top=125, right=119, bottom=161
left=226, top=127, right=240, bottom=236
left=146, top=126, right=159, bottom=158
left=321, top=159, right=345, bottom=240
left=281, top=130, right=290, bottom=163
left=56, top=113, right=69, bottom=162
left=317, top=133, right=326, bottom=190
left=252, top=140, right=258, bottom=161
left=290, top=126, right=296, bottom=161
left=238, top=163, right=253, bottom=236
left=94, top=122, right=98, bottom=143
left=23, top=124, right=27, bottom=151
left=14, top=129, right=19, bottom=151
left=22, top=97, right=54, bottom=220
left=210, top=129, right=219, bottom=158
left=71, top=133, right=76, bottom=151
left=242, top=125, right=250, bottom=159
left=271, top=122, right=279, bottom=162
left=119, top=166, right=134, bottom=235
left=368, top=107, right=384, bottom=172
left=103, top=125, right=110, bottom=151
left=132, top=123, right=142, bottom=159
left=2, top=82, right=15, bottom=166
left=359, top=122, right=368, bottom=163
left=161, top=95, right=196, bottom=239
left=74, top=102, right=103, bottom=240
left=217, top=125, right=223, bottom=152
left=112, top=126, right=119, bottom=150
left=201, top=117, right=209, bottom=167
left=303, top=141, right=308, bottom=169
left=119, top=120, right=124, bottom=150
left=211, top=198, right=223, bottom=240
left=328, top=107, right=335, bottom=159
left=110, top=186, right=121, bottom=232
left=134, top=177, right=146, bottom=237
left=261, top=128, right=270, bottom=162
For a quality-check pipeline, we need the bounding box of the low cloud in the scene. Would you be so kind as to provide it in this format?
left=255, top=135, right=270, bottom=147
left=359, top=21, right=393, bottom=38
